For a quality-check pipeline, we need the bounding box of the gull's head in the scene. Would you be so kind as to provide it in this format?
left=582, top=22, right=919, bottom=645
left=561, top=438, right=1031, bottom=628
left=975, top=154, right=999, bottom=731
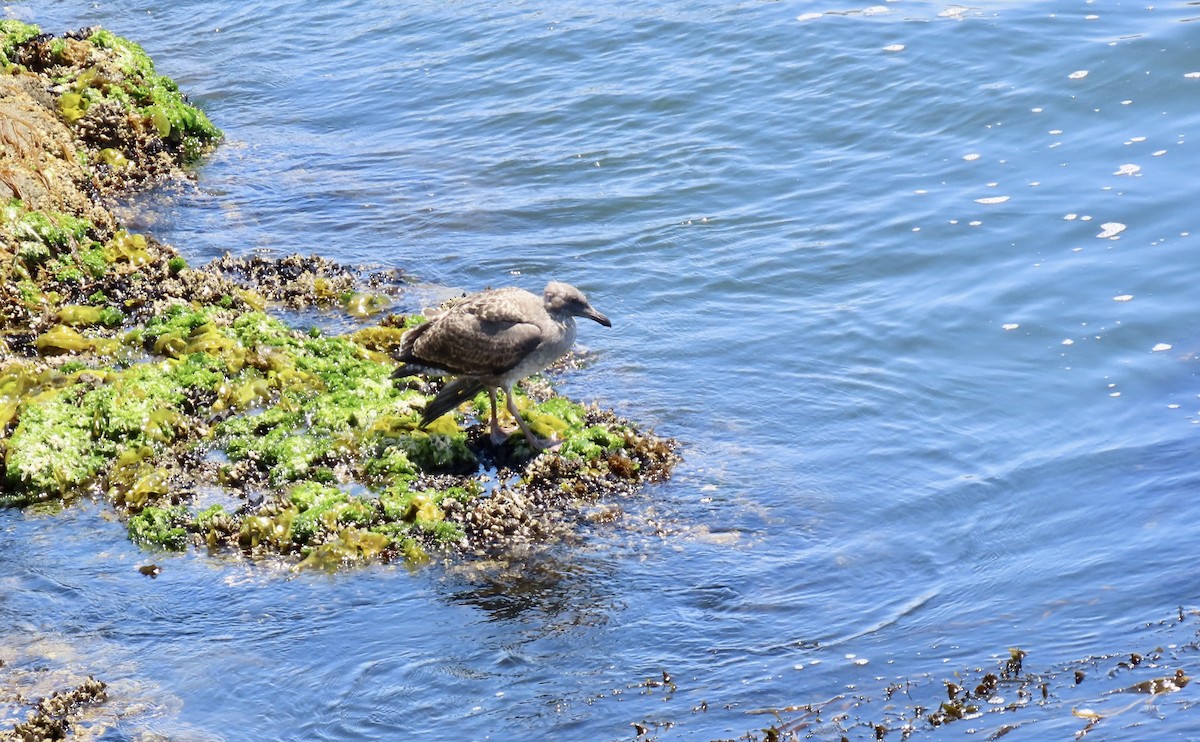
left=544, top=281, right=611, bottom=327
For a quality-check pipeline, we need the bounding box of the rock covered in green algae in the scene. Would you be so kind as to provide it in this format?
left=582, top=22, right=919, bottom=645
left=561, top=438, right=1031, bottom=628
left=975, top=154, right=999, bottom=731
left=3, top=298, right=679, bottom=567
left=12, top=24, right=220, bottom=172
left=0, top=23, right=219, bottom=224
left=0, top=20, right=40, bottom=67
left=0, top=22, right=679, bottom=570
left=0, top=22, right=231, bottom=349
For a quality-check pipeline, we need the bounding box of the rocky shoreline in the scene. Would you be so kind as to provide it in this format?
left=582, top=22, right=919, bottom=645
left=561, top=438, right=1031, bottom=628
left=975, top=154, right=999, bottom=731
left=0, top=21, right=679, bottom=572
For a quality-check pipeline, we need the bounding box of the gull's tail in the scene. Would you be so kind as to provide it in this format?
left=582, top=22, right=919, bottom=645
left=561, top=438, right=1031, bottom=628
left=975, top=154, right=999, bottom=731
left=420, top=377, right=486, bottom=427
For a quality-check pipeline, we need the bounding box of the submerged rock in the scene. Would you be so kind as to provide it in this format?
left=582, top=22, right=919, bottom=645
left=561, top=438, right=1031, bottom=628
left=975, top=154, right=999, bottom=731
left=5, top=675, right=107, bottom=740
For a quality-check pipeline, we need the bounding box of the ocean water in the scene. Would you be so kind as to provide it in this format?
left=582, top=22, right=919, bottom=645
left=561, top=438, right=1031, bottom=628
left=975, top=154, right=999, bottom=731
left=5, top=1, right=1200, bottom=739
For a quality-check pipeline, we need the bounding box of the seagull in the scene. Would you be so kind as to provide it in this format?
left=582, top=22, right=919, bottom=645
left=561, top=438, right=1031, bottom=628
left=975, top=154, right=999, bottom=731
left=392, top=281, right=611, bottom=449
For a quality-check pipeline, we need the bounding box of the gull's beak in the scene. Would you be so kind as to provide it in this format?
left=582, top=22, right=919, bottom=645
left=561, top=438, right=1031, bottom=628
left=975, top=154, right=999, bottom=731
left=582, top=305, right=612, bottom=327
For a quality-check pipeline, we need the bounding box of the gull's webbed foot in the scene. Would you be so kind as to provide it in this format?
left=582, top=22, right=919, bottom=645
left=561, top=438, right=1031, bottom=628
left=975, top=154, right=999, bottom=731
left=490, top=424, right=516, bottom=446
left=523, top=433, right=562, bottom=452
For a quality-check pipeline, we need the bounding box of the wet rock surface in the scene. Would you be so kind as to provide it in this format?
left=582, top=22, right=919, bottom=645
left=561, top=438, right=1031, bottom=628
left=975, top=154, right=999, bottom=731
left=4, top=676, right=107, bottom=741
left=207, top=252, right=357, bottom=309
left=0, top=633, right=194, bottom=742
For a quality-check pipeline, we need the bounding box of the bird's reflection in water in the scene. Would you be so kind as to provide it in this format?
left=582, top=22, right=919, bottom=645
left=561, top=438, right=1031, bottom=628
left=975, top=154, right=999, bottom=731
left=441, top=545, right=622, bottom=633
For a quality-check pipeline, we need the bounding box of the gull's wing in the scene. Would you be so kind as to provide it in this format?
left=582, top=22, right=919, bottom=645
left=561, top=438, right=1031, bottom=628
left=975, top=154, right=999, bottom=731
left=399, top=288, right=546, bottom=376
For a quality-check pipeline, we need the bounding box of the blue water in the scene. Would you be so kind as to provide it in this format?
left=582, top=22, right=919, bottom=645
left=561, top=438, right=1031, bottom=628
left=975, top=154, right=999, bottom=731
left=6, top=1, right=1200, bottom=739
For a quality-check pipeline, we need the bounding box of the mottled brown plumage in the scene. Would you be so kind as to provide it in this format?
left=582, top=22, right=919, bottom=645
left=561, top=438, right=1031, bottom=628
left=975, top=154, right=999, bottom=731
left=393, top=281, right=611, bottom=449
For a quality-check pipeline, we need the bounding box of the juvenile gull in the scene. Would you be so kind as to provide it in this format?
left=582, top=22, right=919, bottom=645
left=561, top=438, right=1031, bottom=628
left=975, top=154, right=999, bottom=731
left=392, top=281, right=611, bottom=449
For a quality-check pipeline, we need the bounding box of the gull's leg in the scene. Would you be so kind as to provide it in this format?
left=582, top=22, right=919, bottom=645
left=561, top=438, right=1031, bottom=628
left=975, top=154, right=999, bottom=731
left=488, top=387, right=509, bottom=445
left=503, top=383, right=560, bottom=451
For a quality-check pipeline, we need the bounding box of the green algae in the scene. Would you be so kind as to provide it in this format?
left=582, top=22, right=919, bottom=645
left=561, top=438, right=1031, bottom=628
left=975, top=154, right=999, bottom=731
left=202, top=309, right=483, bottom=484
left=56, top=305, right=123, bottom=327
left=289, top=482, right=351, bottom=542
left=361, top=442, right=417, bottom=480
left=1, top=199, right=98, bottom=272
left=80, top=28, right=221, bottom=161
left=0, top=20, right=38, bottom=67
left=3, top=386, right=105, bottom=502
left=128, top=505, right=190, bottom=550
left=341, top=292, right=390, bottom=318
left=58, top=91, right=88, bottom=124
left=5, top=352, right=215, bottom=498
left=348, top=326, right=408, bottom=357
left=287, top=482, right=378, bottom=546
left=105, top=229, right=151, bottom=266
left=394, top=430, right=476, bottom=472
left=35, top=325, right=95, bottom=354
left=0, top=366, right=39, bottom=432
left=110, top=464, right=169, bottom=512
left=471, top=391, right=638, bottom=464
left=84, top=363, right=187, bottom=443
left=97, top=147, right=129, bottom=169
left=195, top=503, right=227, bottom=531
left=297, top=527, right=393, bottom=571
left=238, top=506, right=297, bottom=550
